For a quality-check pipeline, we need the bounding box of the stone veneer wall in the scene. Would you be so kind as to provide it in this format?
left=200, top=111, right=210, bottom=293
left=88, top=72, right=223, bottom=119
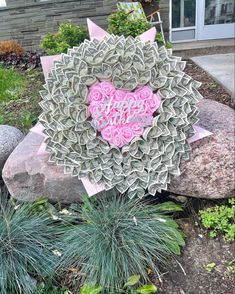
left=0, top=0, right=169, bottom=51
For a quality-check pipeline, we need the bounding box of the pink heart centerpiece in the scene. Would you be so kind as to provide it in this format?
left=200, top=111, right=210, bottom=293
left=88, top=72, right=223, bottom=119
left=88, top=82, right=161, bottom=147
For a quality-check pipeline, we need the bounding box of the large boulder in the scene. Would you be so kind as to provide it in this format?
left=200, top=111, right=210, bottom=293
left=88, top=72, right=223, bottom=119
left=0, top=125, right=24, bottom=173
left=2, top=131, right=86, bottom=203
left=168, top=99, right=235, bottom=199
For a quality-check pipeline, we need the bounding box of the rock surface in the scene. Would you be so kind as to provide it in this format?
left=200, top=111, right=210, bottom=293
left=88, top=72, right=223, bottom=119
left=2, top=99, right=235, bottom=202
left=168, top=99, right=235, bottom=199
left=0, top=125, right=24, bottom=173
left=2, top=131, right=86, bottom=203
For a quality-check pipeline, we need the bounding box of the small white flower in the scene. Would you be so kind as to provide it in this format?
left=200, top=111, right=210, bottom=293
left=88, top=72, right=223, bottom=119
left=51, top=215, right=61, bottom=221
left=52, top=250, right=62, bottom=257
left=14, top=205, right=21, bottom=210
left=156, top=217, right=167, bottom=223
left=59, top=208, right=72, bottom=216
left=133, top=216, right=138, bottom=226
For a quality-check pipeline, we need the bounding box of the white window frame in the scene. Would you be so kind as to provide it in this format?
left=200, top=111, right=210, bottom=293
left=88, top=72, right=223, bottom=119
left=170, top=0, right=198, bottom=43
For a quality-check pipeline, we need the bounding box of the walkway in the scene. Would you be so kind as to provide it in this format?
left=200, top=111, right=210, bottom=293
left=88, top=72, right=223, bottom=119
left=192, top=53, right=235, bottom=99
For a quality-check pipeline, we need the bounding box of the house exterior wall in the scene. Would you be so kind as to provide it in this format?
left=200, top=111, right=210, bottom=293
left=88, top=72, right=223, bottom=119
left=0, top=0, right=170, bottom=51
left=0, top=0, right=116, bottom=51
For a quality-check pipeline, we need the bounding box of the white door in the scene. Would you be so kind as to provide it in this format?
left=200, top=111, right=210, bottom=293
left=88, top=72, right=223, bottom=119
left=197, top=0, right=235, bottom=40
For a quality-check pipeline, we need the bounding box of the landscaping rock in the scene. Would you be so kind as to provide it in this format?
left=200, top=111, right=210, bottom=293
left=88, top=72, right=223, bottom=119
left=2, top=131, right=86, bottom=203
left=168, top=99, right=235, bottom=199
left=0, top=125, right=24, bottom=173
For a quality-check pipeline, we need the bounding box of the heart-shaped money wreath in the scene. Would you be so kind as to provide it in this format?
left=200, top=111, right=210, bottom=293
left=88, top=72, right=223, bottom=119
left=39, top=35, right=202, bottom=199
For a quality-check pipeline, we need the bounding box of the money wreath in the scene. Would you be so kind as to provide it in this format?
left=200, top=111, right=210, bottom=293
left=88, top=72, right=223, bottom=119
left=39, top=34, right=202, bottom=199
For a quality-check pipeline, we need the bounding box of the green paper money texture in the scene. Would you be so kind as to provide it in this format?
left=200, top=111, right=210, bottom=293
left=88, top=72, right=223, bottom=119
left=39, top=35, right=203, bottom=198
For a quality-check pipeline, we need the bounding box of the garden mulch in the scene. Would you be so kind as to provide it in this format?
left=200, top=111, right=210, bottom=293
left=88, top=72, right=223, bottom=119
left=157, top=218, right=235, bottom=294
left=185, top=60, right=234, bottom=110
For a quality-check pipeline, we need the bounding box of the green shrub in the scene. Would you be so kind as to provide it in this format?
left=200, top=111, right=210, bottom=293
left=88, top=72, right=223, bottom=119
left=41, top=21, right=88, bottom=55
left=57, top=196, right=185, bottom=292
left=199, top=198, right=235, bottom=242
left=108, top=9, right=151, bottom=38
left=107, top=9, right=171, bottom=48
left=0, top=189, right=58, bottom=294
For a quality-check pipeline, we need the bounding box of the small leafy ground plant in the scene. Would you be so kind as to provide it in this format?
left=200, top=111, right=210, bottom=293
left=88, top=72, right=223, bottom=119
left=0, top=67, right=43, bottom=132
left=199, top=198, right=235, bottom=241
left=57, top=196, right=185, bottom=293
left=81, top=275, right=157, bottom=294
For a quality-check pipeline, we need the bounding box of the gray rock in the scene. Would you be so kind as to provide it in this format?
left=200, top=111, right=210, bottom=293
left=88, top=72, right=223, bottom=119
left=2, top=131, right=86, bottom=203
left=168, top=99, right=235, bottom=199
left=0, top=125, right=24, bottom=173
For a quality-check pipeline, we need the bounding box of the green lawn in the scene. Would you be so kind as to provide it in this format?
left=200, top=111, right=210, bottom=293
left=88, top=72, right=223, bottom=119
left=0, top=66, right=27, bottom=102
left=0, top=66, right=44, bottom=132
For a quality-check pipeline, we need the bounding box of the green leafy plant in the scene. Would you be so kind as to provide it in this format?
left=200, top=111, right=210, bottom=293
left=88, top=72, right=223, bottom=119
left=226, top=259, right=235, bottom=274
left=107, top=9, right=171, bottom=48
left=57, top=196, right=184, bottom=292
left=124, top=275, right=157, bottom=293
left=82, top=275, right=158, bottom=294
left=41, top=21, right=88, bottom=55
left=20, top=110, right=37, bottom=129
left=0, top=188, right=58, bottom=294
left=108, top=9, right=151, bottom=38
left=199, top=199, right=235, bottom=242
left=203, top=262, right=216, bottom=273
left=80, top=284, right=102, bottom=294
left=36, top=281, right=68, bottom=294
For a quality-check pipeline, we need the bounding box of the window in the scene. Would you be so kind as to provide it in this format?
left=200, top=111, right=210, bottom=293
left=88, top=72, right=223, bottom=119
left=205, top=0, right=235, bottom=25
left=0, top=0, right=6, bottom=7
left=172, top=0, right=196, bottom=28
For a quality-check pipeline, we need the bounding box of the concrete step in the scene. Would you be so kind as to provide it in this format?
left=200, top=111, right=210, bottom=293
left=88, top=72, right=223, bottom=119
left=172, top=38, right=235, bottom=59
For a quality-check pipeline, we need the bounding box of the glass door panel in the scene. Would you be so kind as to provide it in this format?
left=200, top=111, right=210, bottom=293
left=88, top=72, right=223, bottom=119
left=197, top=0, right=235, bottom=40
left=172, top=0, right=196, bottom=28
left=171, top=0, right=196, bottom=42
left=205, top=0, right=235, bottom=25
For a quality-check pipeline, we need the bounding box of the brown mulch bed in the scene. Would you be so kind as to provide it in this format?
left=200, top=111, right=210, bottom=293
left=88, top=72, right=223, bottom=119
left=185, top=60, right=234, bottom=109
left=157, top=219, right=235, bottom=294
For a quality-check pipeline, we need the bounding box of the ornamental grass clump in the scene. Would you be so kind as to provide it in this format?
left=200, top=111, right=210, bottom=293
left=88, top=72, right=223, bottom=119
left=58, top=196, right=185, bottom=292
left=0, top=190, right=58, bottom=294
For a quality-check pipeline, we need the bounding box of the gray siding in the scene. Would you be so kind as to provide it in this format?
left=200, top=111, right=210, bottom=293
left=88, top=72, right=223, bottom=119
left=0, top=0, right=169, bottom=51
